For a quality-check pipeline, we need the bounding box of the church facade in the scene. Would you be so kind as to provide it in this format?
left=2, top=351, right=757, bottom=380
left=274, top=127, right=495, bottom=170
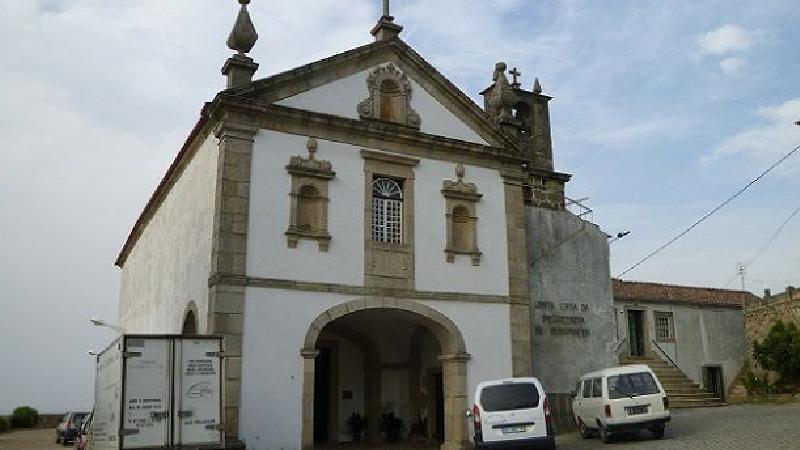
left=115, top=3, right=616, bottom=450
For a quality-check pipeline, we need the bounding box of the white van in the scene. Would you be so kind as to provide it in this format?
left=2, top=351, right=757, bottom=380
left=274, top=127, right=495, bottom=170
left=467, top=377, right=555, bottom=450
left=572, top=365, right=669, bottom=444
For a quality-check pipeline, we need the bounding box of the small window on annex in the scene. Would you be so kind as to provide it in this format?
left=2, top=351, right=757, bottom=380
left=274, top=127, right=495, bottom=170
left=654, top=311, right=675, bottom=342
left=371, top=177, right=403, bottom=244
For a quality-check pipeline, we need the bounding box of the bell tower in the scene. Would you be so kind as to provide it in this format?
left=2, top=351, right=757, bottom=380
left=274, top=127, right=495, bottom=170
left=480, top=66, right=554, bottom=171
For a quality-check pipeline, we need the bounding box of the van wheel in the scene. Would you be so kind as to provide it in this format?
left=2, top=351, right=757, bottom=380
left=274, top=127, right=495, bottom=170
left=651, top=424, right=665, bottom=439
left=599, top=424, right=611, bottom=444
left=578, top=420, right=592, bottom=439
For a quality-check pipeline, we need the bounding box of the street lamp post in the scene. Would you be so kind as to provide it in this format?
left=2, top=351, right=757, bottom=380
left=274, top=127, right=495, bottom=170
left=89, top=317, right=125, bottom=334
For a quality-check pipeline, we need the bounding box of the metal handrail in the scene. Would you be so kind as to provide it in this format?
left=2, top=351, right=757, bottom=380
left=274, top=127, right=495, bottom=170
left=651, top=338, right=683, bottom=373
left=612, top=338, right=627, bottom=354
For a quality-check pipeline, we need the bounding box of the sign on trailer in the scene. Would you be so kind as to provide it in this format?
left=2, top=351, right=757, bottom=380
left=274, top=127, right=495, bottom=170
left=91, top=335, right=224, bottom=450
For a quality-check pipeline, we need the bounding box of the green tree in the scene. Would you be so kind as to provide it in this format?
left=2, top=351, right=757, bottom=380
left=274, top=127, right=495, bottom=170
left=10, top=406, right=39, bottom=428
left=752, top=320, right=800, bottom=387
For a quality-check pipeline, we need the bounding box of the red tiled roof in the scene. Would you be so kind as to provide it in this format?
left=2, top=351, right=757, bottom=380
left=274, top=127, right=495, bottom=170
left=612, top=278, right=757, bottom=308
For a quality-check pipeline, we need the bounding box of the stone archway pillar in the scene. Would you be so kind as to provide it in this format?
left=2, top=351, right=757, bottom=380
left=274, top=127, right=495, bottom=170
left=438, top=352, right=471, bottom=450
left=300, top=348, right=320, bottom=450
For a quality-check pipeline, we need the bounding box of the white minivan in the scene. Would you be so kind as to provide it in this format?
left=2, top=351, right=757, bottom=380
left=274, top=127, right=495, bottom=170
left=468, top=377, right=555, bottom=450
left=572, top=365, right=669, bottom=444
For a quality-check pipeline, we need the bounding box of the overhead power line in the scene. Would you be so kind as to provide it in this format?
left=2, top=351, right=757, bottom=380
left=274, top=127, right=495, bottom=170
left=722, top=202, right=800, bottom=288
left=618, top=143, right=800, bottom=278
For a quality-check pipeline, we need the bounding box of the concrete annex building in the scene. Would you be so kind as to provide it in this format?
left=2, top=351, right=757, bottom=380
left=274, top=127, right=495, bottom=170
left=115, top=2, right=619, bottom=450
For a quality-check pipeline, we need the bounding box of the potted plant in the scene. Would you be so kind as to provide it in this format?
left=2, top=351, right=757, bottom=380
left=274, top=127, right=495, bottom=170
left=346, top=412, right=367, bottom=442
left=408, top=416, right=429, bottom=443
left=378, top=412, right=403, bottom=442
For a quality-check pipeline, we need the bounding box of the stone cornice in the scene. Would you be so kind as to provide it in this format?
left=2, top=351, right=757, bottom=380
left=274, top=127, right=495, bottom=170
left=360, top=149, right=420, bottom=166
left=208, top=274, right=510, bottom=305
left=209, top=96, right=527, bottom=168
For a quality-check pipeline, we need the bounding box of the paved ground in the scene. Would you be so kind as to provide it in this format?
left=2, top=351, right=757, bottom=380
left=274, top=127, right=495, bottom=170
left=556, top=403, right=800, bottom=449
left=0, top=428, right=63, bottom=450
left=1, top=404, right=799, bottom=449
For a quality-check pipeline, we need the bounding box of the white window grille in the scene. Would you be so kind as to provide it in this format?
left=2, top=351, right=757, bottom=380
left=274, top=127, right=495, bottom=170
left=372, top=178, right=403, bottom=244
left=654, top=312, right=675, bottom=342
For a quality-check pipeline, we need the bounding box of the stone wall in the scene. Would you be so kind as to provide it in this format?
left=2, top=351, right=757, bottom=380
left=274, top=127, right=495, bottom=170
left=526, top=207, right=617, bottom=395
left=744, top=286, right=800, bottom=371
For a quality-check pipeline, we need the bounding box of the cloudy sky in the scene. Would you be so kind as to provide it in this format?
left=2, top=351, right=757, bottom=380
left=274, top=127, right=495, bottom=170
left=0, top=0, right=798, bottom=414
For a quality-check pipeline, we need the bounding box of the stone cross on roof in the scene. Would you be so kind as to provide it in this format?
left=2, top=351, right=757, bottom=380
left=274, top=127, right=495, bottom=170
left=509, top=67, right=522, bottom=89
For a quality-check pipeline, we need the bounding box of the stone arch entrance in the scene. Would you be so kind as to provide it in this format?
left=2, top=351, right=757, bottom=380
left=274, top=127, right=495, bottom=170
left=301, top=298, right=470, bottom=450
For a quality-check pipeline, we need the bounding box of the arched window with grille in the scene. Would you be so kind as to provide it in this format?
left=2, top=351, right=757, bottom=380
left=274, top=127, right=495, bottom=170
left=372, top=178, right=403, bottom=244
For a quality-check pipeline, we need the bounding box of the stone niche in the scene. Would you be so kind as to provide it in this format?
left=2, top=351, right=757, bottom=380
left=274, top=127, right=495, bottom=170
left=285, top=137, right=335, bottom=251
left=357, top=64, right=421, bottom=128
left=441, top=164, right=482, bottom=265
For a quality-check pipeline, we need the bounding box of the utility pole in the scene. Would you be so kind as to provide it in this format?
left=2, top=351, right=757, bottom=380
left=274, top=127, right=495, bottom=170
left=736, top=262, right=746, bottom=291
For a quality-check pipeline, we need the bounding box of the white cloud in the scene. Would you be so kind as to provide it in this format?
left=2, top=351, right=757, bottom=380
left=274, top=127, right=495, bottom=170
left=696, top=24, right=755, bottom=55
left=719, top=57, right=745, bottom=75
left=703, top=97, right=800, bottom=174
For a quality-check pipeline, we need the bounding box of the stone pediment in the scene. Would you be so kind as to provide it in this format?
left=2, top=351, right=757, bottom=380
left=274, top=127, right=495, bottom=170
left=224, top=38, right=520, bottom=150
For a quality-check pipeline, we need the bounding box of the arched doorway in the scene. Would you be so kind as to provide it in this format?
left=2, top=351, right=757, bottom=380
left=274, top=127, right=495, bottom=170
left=301, top=298, right=470, bottom=450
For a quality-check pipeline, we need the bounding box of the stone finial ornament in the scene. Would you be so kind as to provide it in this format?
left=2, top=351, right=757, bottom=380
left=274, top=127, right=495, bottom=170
left=306, top=137, right=318, bottom=160
left=533, top=77, right=542, bottom=94
left=488, top=62, right=517, bottom=122
left=455, top=164, right=465, bottom=181
left=227, top=0, right=259, bottom=54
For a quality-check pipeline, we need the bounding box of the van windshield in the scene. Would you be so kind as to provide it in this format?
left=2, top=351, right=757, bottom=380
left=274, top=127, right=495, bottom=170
left=608, top=372, right=660, bottom=399
left=480, top=383, right=540, bottom=411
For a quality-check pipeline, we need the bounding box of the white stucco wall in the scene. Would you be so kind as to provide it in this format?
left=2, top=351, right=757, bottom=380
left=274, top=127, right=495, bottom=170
left=239, top=287, right=512, bottom=450
left=415, top=161, right=508, bottom=296
left=275, top=64, right=488, bottom=145
left=118, top=134, right=218, bottom=333
left=420, top=300, right=513, bottom=404
left=248, top=131, right=508, bottom=296
left=247, top=131, right=365, bottom=285
left=615, top=301, right=746, bottom=391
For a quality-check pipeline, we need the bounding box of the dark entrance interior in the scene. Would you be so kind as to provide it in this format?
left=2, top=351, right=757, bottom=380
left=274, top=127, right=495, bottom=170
left=433, top=373, right=444, bottom=440
left=314, top=347, right=332, bottom=443
left=704, top=366, right=724, bottom=400
left=627, top=310, right=645, bottom=357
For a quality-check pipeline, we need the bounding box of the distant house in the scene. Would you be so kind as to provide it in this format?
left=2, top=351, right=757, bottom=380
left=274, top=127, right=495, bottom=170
left=612, top=279, right=757, bottom=405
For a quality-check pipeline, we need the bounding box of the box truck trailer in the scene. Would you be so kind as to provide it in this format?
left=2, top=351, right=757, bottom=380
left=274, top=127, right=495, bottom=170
left=91, top=335, right=224, bottom=450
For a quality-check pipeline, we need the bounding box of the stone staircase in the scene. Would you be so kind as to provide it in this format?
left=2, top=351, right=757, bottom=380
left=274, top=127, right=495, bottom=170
left=620, top=356, right=726, bottom=408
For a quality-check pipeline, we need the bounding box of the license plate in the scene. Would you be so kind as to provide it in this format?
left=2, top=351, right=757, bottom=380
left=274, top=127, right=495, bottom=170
left=625, top=405, right=648, bottom=415
left=502, top=426, right=528, bottom=434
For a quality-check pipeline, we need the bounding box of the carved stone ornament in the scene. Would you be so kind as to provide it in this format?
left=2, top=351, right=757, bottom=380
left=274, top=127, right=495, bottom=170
left=488, top=62, right=517, bottom=122
left=285, top=137, right=335, bottom=251
left=357, top=64, right=421, bottom=128
left=441, top=164, right=483, bottom=202
left=285, top=137, right=335, bottom=180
